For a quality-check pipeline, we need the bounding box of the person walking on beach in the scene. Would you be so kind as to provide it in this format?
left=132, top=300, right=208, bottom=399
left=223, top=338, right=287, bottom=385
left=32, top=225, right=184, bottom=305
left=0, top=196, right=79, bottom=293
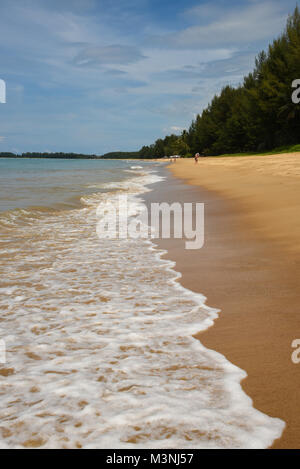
left=194, top=153, right=200, bottom=164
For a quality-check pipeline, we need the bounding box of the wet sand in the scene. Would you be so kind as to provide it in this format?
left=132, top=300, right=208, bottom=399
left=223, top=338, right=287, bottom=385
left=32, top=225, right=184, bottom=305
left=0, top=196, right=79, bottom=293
left=145, top=155, right=300, bottom=449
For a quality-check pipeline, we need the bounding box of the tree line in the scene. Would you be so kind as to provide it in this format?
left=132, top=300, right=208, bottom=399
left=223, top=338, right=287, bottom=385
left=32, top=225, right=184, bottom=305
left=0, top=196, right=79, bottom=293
left=139, top=6, right=300, bottom=157
left=0, top=152, right=100, bottom=159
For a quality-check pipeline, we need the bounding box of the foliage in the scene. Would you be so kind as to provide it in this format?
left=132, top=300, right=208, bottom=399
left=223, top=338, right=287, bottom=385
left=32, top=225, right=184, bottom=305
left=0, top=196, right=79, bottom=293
left=141, top=6, right=300, bottom=157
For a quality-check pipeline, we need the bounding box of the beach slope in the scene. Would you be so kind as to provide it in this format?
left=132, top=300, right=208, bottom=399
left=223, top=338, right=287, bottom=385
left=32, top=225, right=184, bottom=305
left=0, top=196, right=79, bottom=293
left=166, top=154, right=300, bottom=448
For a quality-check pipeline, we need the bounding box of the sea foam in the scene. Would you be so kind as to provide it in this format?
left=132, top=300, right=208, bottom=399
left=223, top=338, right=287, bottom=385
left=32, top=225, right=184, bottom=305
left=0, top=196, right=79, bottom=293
left=0, top=168, right=284, bottom=448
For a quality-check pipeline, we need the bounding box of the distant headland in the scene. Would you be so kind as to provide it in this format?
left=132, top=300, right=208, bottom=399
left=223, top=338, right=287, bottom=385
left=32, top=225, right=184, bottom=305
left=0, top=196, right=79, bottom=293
left=0, top=151, right=145, bottom=160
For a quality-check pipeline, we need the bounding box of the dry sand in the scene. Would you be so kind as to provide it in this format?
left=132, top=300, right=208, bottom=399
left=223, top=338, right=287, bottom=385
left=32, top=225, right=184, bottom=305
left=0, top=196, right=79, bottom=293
left=147, top=153, right=300, bottom=449
left=171, top=153, right=300, bottom=256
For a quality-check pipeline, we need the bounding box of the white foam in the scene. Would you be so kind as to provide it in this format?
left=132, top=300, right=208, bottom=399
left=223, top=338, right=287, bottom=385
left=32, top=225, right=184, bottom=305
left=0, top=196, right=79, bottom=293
left=0, top=169, right=285, bottom=449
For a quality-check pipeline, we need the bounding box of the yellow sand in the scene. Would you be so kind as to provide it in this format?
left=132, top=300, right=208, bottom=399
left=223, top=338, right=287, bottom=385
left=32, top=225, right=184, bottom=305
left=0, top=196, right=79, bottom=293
left=170, top=153, right=300, bottom=255
left=167, top=153, right=300, bottom=448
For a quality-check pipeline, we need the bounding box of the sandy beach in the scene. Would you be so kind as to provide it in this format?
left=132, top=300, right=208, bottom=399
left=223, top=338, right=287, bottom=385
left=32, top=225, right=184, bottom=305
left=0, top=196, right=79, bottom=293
left=171, top=154, right=300, bottom=256
left=145, top=153, right=300, bottom=449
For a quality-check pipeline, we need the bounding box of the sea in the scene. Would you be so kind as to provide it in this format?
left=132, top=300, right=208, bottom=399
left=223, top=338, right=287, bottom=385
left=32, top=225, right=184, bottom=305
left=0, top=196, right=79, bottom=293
left=0, top=157, right=284, bottom=448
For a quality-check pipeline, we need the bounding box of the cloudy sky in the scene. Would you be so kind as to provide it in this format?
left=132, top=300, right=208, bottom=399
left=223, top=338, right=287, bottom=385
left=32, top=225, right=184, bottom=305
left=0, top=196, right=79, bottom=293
left=0, top=0, right=297, bottom=154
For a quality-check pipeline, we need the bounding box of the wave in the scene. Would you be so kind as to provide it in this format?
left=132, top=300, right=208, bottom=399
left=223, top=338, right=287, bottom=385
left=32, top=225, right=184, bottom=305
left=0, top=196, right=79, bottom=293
left=0, top=168, right=284, bottom=448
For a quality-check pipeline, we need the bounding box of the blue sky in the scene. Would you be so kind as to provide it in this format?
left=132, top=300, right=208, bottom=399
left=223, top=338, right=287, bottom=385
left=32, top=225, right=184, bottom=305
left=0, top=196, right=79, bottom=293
left=0, top=0, right=297, bottom=154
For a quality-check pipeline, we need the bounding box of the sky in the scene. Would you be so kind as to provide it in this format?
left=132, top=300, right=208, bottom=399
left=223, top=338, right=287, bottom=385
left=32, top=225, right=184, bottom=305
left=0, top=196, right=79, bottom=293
left=0, top=0, right=297, bottom=154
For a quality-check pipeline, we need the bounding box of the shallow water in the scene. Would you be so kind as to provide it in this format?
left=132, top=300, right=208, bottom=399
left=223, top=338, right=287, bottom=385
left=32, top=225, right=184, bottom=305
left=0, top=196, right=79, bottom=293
left=0, top=158, right=136, bottom=212
left=0, top=159, right=284, bottom=448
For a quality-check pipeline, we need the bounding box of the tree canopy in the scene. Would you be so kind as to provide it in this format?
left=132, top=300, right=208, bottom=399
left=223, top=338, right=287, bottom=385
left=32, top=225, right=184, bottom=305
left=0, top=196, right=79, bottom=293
left=139, top=6, right=300, bottom=157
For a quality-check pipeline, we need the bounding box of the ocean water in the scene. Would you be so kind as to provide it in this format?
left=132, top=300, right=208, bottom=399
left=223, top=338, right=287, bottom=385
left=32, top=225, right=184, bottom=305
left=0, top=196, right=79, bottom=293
left=0, top=158, right=284, bottom=448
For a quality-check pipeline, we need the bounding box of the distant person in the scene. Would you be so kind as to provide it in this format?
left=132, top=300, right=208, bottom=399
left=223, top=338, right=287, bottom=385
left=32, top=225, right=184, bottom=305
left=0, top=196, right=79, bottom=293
left=194, top=153, right=200, bottom=164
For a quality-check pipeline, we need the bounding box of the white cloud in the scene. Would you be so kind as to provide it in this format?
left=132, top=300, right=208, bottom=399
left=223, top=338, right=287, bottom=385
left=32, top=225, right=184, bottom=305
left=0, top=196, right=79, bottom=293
left=120, top=47, right=236, bottom=96
left=169, top=126, right=185, bottom=133
left=182, top=3, right=223, bottom=22
left=150, top=1, right=289, bottom=48
left=0, top=0, right=295, bottom=153
left=73, top=45, right=146, bottom=66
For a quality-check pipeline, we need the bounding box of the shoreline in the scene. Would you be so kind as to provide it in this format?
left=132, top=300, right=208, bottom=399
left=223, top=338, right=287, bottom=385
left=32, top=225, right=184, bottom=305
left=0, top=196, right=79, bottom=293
left=2, top=163, right=283, bottom=449
left=145, top=156, right=300, bottom=449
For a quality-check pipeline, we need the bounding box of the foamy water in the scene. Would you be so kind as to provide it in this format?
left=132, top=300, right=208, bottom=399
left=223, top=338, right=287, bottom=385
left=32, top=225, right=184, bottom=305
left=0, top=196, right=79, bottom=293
left=0, top=162, right=284, bottom=448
